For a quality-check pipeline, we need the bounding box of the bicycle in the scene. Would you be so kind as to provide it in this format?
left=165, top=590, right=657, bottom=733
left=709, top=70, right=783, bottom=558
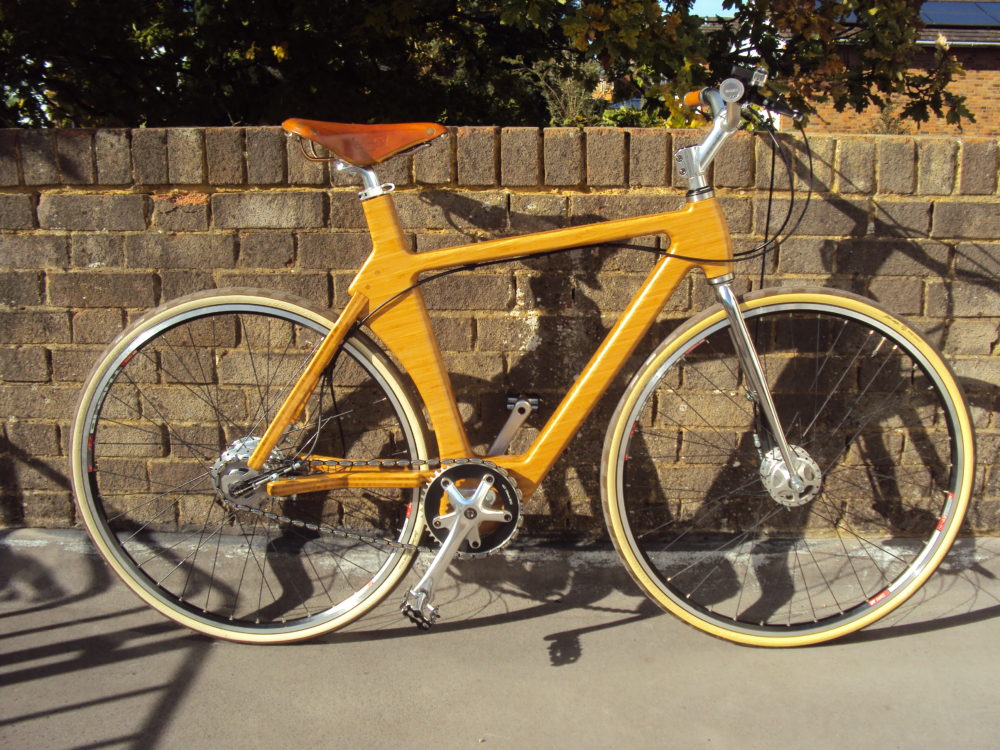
left=69, top=71, right=976, bottom=647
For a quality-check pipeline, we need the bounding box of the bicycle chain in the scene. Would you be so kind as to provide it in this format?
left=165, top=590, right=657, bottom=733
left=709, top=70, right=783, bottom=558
left=218, top=457, right=486, bottom=554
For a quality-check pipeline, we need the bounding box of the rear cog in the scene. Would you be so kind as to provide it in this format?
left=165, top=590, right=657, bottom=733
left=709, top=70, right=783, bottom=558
left=423, top=461, right=522, bottom=556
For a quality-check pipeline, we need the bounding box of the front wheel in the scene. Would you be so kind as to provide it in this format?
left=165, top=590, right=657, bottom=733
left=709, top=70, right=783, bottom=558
left=70, top=289, right=429, bottom=643
left=602, top=288, right=975, bottom=646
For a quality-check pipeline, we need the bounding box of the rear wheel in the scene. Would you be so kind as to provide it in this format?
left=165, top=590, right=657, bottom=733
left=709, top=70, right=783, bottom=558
left=602, top=289, right=975, bottom=646
left=71, top=289, right=428, bottom=643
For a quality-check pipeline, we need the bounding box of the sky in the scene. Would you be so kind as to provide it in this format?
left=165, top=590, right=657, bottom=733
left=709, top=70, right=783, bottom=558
left=690, top=0, right=731, bottom=17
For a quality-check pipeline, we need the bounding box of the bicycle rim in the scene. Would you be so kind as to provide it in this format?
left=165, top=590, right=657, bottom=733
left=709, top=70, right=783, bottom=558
left=602, top=289, right=974, bottom=646
left=70, top=290, right=428, bottom=643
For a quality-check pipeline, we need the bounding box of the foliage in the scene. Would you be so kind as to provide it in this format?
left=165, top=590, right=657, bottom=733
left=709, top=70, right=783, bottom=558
left=0, top=0, right=972, bottom=127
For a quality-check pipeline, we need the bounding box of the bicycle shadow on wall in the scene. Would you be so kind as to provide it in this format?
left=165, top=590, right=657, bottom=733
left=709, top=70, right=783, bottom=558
left=405, top=181, right=999, bottom=646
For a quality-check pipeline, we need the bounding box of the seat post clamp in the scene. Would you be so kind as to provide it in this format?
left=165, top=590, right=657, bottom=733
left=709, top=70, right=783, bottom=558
left=335, top=161, right=395, bottom=201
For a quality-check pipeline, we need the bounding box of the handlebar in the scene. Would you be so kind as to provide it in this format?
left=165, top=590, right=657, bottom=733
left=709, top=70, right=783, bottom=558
left=676, top=72, right=803, bottom=194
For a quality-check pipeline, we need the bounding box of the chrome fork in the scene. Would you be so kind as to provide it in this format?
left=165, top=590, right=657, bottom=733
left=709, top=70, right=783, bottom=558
left=710, top=276, right=805, bottom=493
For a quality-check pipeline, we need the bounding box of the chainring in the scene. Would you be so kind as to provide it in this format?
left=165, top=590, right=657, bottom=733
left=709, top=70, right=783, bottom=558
left=423, top=461, right=522, bottom=556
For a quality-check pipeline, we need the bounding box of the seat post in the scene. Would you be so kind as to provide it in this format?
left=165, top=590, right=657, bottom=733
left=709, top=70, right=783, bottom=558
left=335, top=161, right=395, bottom=201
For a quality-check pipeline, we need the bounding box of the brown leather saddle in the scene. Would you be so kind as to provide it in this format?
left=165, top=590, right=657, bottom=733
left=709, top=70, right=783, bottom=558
left=282, top=118, right=447, bottom=167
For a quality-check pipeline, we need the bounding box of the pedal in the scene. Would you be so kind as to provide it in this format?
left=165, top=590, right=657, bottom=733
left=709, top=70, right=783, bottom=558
left=487, top=396, right=539, bottom=456
left=401, top=600, right=438, bottom=631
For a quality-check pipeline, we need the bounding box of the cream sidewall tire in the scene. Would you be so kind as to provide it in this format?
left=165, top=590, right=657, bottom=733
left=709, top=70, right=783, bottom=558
left=601, top=288, right=974, bottom=647
left=71, top=289, right=428, bottom=644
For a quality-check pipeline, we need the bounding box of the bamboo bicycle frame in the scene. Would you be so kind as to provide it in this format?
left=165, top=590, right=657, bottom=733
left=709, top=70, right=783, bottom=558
left=248, top=193, right=735, bottom=501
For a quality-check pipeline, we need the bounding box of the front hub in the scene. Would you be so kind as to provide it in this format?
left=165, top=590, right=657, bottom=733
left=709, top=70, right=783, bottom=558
left=759, top=445, right=822, bottom=507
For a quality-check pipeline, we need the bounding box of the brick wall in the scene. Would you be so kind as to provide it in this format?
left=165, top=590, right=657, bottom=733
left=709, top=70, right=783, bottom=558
left=0, top=126, right=997, bottom=534
left=808, top=49, right=1000, bottom=135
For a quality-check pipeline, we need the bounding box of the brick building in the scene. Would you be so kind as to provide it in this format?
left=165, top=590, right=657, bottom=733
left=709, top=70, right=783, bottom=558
left=805, top=1, right=1000, bottom=135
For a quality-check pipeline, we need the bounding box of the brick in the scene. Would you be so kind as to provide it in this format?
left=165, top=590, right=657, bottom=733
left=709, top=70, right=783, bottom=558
left=926, top=280, right=1000, bottom=318
left=960, top=139, right=998, bottom=195
left=931, top=202, right=1000, bottom=239
left=0, top=384, right=77, bottom=418
left=5, top=421, right=60, bottom=455
left=514, top=270, right=572, bottom=311
left=70, top=233, right=128, bottom=267
left=94, top=129, right=131, bottom=185
left=0, top=130, right=19, bottom=185
left=754, top=197, right=868, bottom=237
left=509, top=194, right=567, bottom=232
left=837, top=238, right=950, bottom=276
left=286, top=134, right=326, bottom=185
left=211, top=192, right=325, bottom=229
left=441, top=351, right=505, bottom=382
left=8, top=457, right=70, bottom=491
left=867, top=277, right=923, bottom=316
left=152, top=192, right=210, bottom=231
left=500, top=128, right=540, bottom=187
left=543, top=128, right=583, bottom=186
left=56, top=130, right=95, bottom=184
left=126, top=232, right=236, bottom=268
left=415, top=129, right=455, bottom=184
left=0, top=194, right=34, bottom=229
left=394, top=190, right=507, bottom=232
left=131, top=128, right=169, bottom=185
left=877, top=138, right=916, bottom=194
left=215, top=271, right=328, bottom=304
left=0, top=234, right=69, bottom=268
left=758, top=134, right=834, bottom=192
left=0, top=311, right=70, bottom=344
left=297, top=231, right=371, bottom=269
left=48, top=271, right=157, bottom=308
left=950, top=356, right=1000, bottom=389
left=160, top=270, right=214, bottom=300
left=0, top=270, right=43, bottom=305
left=51, top=345, right=104, bottom=382
left=73, top=309, right=125, bottom=344
left=570, top=194, right=684, bottom=223
left=422, top=271, right=513, bottom=310
left=628, top=129, right=670, bottom=187
left=585, top=128, right=626, bottom=187
left=20, top=130, right=58, bottom=185
left=955, top=242, right=999, bottom=278
left=21, top=492, right=74, bottom=526
left=941, top=319, right=1000, bottom=356
left=38, top=193, right=147, bottom=230
left=328, top=192, right=367, bottom=230
left=456, top=126, right=498, bottom=186
left=837, top=138, right=875, bottom=194
left=206, top=128, right=245, bottom=185
left=714, top=132, right=754, bottom=188
left=775, top=237, right=836, bottom=275
left=917, top=139, right=957, bottom=195
left=240, top=231, right=294, bottom=268
left=431, top=315, right=473, bottom=351
left=476, top=315, right=544, bottom=351
left=719, top=196, right=752, bottom=233
left=245, top=127, right=286, bottom=184
left=167, top=128, right=206, bottom=184
left=872, top=200, right=932, bottom=237
left=0, top=347, right=49, bottom=382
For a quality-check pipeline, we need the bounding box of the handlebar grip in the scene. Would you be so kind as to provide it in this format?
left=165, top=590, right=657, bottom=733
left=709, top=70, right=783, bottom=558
left=683, top=89, right=704, bottom=108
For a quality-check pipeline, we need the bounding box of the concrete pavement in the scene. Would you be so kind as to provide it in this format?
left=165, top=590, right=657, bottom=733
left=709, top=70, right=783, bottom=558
left=2, top=528, right=999, bottom=749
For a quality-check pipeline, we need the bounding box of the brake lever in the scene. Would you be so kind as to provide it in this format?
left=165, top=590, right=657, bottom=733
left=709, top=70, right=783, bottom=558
left=746, top=91, right=804, bottom=122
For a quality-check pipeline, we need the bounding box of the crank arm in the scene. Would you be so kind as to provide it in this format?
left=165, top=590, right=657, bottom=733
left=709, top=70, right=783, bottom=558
left=402, top=474, right=501, bottom=626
